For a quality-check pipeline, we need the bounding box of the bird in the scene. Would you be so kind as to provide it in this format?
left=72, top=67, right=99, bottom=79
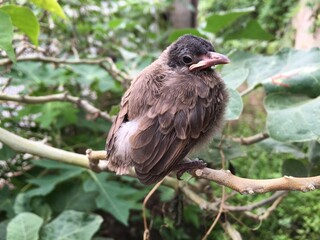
left=105, top=34, right=230, bottom=185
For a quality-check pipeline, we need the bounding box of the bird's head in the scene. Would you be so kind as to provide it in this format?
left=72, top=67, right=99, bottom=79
left=167, top=35, right=230, bottom=72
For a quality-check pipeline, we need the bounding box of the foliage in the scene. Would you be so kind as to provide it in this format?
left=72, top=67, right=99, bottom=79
left=0, top=0, right=320, bottom=239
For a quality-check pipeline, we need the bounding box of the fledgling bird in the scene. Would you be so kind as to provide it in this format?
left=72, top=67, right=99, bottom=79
left=105, top=35, right=229, bottom=185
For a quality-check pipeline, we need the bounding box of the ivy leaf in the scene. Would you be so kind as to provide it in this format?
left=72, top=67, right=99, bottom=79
left=31, top=0, right=66, bottom=19
left=41, top=210, right=102, bottom=240
left=0, top=10, right=15, bottom=62
left=6, top=212, right=43, bottom=240
left=265, top=93, right=320, bottom=142
left=0, top=5, right=39, bottom=46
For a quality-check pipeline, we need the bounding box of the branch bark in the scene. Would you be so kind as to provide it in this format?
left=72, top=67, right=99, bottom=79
left=232, top=132, right=269, bottom=145
left=1, top=127, right=320, bottom=194
left=224, top=191, right=288, bottom=211
left=0, top=55, right=132, bottom=88
left=0, top=92, right=113, bottom=122
left=0, top=127, right=88, bottom=168
left=194, top=168, right=320, bottom=193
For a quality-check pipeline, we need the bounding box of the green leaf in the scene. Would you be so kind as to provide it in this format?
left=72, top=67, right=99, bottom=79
left=41, top=210, right=102, bottom=240
left=0, top=186, right=15, bottom=218
left=0, top=5, right=39, bottom=46
left=158, top=186, right=175, bottom=201
left=222, top=67, right=248, bottom=89
left=168, top=28, right=204, bottom=42
left=230, top=48, right=320, bottom=94
left=7, top=212, right=43, bottom=240
left=0, top=144, right=16, bottom=159
left=109, top=105, right=120, bottom=116
left=225, top=88, right=243, bottom=120
left=34, top=102, right=78, bottom=129
left=308, top=141, right=320, bottom=165
left=282, top=159, right=308, bottom=177
left=265, top=93, right=320, bottom=142
left=257, top=139, right=305, bottom=159
left=190, top=138, right=246, bottom=164
left=264, top=66, right=320, bottom=98
left=69, top=64, right=120, bottom=91
left=308, top=141, right=320, bottom=175
left=31, top=0, right=66, bottom=19
left=32, top=159, right=84, bottom=170
left=108, top=18, right=123, bottom=29
left=6, top=62, right=75, bottom=92
left=98, top=74, right=119, bottom=92
left=0, top=221, right=9, bottom=240
left=0, top=10, right=15, bottom=62
left=204, top=7, right=255, bottom=34
left=224, top=20, right=273, bottom=40
left=117, top=47, right=138, bottom=61
left=47, top=181, right=98, bottom=213
left=84, top=172, right=145, bottom=225
left=13, top=194, right=52, bottom=222
left=26, top=167, right=84, bottom=197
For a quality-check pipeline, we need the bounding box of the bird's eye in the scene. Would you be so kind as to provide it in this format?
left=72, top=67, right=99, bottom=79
left=182, top=55, right=193, bottom=64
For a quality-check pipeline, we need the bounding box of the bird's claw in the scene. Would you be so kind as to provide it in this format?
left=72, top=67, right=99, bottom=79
left=175, top=159, right=207, bottom=180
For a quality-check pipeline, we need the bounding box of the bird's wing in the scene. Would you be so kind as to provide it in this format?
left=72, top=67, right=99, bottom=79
left=130, top=73, right=222, bottom=184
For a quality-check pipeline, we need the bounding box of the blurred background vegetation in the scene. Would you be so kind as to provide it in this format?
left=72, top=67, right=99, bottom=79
left=0, top=0, right=320, bottom=239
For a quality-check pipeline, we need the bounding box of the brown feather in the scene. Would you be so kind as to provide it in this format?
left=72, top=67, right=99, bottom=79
left=106, top=35, right=229, bottom=184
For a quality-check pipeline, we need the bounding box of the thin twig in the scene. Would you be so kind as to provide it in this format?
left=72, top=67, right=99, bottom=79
left=202, top=187, right=225, bottom=240
left=180, top=184, right=219, bottom=211
left=202, top=136, right=227, bottom=239
left=232, top=132, right=269, bottom=145
left=142, top=178, right=165, bottom=240
left=258, top=193, right=287, bottom=221
left=0, top=92, right=113, bottom=122
left=224, top=191, right=287, bottom=211
left=0, top=78, right=13, bottom=93
left=0, top=55, right=132, bottom=88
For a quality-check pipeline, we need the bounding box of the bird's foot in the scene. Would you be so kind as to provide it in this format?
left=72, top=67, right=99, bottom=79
left=174, top=159, right=207, bottom=180
left=86, top=149, right=109, bottom=173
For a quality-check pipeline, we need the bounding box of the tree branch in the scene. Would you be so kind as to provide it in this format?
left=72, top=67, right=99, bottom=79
left=194, top=168, right=320, bottom=193
left=0, top=127, right=88, bottom=168
left=0, top=92, right=113, bottom=122
left=224, top=191, right=288, bottom=211
left=0, top=55, right=132, bottom=88
left=1, top=127, right=320, bottom=194
left=232, top=132, right=269, bottom=145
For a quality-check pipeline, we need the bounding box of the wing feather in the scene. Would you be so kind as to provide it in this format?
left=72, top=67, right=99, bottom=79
left=130, top=73, right=226, bottom=184
left=107, top=62, right=227, bottom=185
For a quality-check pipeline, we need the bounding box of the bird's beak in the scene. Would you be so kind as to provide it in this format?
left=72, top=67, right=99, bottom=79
left=189, top=52, right=230, bottom=71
